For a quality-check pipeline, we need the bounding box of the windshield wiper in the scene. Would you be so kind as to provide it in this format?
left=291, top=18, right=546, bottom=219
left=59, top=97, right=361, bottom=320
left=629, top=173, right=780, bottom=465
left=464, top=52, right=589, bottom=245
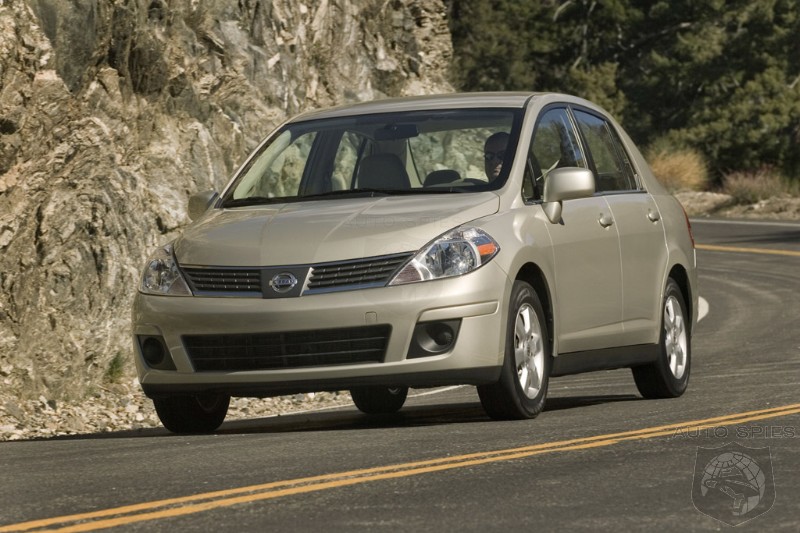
left=222, top=196, right=279, bottom=208
left=299, top=188, right=393, bottom=199
left=301, top=188, right=465, bottom=199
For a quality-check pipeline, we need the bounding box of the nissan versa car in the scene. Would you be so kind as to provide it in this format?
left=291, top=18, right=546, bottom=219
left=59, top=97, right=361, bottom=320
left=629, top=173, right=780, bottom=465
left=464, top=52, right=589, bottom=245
left=133, top=92, right=697, bottom=434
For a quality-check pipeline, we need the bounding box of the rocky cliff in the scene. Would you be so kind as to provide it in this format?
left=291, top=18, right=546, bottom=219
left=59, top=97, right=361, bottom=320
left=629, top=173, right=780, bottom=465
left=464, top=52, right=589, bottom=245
left=0, top=0, right=453, bottom=423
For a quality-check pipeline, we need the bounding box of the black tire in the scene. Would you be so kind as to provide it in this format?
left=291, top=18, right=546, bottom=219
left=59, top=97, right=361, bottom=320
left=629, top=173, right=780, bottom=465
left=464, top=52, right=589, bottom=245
left=350, top=386, right=409, bottom=414
left=153, top=394, right=230, bottom=434
left=632, top=278, right=691, bottom=399
left=478, top=281, right=551, bottom=420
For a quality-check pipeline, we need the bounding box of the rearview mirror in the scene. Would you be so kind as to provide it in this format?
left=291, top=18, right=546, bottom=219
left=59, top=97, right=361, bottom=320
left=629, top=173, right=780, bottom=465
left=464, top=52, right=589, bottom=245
left=188, top=190, right=219, bottom=221
left=374, top=124, right=420, bottom=140
left=542, top=167, right=595, bottom=223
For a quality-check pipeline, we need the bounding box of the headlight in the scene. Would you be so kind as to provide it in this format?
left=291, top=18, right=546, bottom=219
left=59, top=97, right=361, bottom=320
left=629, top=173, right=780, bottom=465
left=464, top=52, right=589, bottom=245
left=389, top=227, right=500, bottom=285
left=139, top=243, right=192, bottom=296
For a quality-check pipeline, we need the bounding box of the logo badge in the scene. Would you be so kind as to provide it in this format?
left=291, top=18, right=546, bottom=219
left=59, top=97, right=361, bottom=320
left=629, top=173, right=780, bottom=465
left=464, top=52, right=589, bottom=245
left=269, top=272, right=298, bottom=293
left=692, top=442, right=775, bottom=526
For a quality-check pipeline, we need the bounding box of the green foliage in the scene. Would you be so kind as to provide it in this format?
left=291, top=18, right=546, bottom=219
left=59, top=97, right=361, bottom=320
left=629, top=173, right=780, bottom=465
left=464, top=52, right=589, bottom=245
left=566, top=62, right=627, bottom=119
left=105, top=353, right=126, bottom=383
left=448, top=1, right=544, bottom=91
left=448, top=0, right=800, bottom=180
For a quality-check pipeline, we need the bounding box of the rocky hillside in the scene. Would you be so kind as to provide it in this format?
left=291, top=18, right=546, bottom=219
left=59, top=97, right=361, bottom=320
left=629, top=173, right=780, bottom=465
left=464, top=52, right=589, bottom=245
left=0, top=0, right=453, bottom=416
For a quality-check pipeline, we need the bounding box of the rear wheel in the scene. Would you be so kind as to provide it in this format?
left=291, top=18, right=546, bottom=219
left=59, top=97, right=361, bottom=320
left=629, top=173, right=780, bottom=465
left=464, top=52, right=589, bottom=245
left=478, top=281, right=551, bottom=420
left=350, top=386, right=408, bottom=414
left=153, top=394, right=230, bottom=434
left=632, top=278, right=691, bottom=398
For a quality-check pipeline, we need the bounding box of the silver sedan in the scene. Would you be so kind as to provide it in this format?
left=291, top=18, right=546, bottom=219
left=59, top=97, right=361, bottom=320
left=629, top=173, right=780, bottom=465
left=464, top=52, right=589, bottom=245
left=133, top=92, right=697, bottom=433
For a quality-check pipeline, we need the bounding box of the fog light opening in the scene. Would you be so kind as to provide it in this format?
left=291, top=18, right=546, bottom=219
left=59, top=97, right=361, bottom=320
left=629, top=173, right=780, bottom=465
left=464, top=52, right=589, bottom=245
left=142, top=337, right=165, bottom=366
left=407, top=319, right=461, bottom=359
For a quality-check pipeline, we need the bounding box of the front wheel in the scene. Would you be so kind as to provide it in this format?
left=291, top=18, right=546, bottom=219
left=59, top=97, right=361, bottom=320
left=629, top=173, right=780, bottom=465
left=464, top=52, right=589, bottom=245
left=478, top=281, right=551, bottom=420
left=632, top=278, right=691, bottom=398
left=153, top=394, right=230, bottom=434
left=350, top=386, right=409, bottom=414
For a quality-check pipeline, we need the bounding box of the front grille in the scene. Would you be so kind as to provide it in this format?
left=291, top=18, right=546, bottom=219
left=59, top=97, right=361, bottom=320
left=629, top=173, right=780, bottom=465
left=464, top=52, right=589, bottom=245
left=184, top=325, right=391, bottom=371
left=180, top=252, right=412, bottom=297
left=307, top=253, right=412, bottom=291
left=183, top=267, right=261, bottom=294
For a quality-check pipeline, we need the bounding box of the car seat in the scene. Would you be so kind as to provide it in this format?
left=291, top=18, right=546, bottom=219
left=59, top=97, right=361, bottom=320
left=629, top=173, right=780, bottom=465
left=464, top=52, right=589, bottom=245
left=356, top=153, right=411, bottom=189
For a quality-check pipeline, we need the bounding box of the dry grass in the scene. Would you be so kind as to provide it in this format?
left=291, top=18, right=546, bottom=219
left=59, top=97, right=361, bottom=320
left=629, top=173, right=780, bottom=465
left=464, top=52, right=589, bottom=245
left=721, top=168, right=798, bottom=204
left=646, top=147, right=709, bottom=192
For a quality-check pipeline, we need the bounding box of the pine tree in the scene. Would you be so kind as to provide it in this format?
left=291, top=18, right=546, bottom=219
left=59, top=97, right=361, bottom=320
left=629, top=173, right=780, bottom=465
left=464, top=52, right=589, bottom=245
left=448, top=0, right=800, bottom=179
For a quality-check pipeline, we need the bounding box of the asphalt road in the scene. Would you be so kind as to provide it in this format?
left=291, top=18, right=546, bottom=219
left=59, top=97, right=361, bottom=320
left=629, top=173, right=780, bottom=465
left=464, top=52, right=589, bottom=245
left=1, top=218, right=799, bottom=532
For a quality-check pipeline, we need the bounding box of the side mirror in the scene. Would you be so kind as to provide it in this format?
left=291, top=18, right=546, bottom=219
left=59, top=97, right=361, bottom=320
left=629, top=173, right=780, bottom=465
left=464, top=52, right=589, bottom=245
left=542, top=167, right=595, bottom=223
left=188, top=190, right=219, bottom=221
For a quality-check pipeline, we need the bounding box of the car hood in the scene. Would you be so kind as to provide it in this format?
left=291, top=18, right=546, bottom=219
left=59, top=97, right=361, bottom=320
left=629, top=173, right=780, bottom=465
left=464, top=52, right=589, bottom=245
left=174, top=193, right=500, bottom=266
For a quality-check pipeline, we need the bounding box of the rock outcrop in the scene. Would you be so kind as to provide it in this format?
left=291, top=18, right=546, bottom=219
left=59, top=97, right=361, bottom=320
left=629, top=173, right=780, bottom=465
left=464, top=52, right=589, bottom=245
left=0, top=0, right=453, bottom=415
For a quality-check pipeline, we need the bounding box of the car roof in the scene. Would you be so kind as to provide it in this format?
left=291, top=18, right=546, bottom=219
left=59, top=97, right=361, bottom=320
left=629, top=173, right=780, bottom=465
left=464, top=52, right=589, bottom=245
left=290, top=92, right=552, bottom=122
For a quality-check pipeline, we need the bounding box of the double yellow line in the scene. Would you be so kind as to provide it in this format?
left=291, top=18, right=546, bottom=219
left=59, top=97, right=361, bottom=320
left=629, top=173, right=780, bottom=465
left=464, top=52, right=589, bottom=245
left=696, top=243, right=800, bottom=257
left=3, top=403, right=800, bottom=532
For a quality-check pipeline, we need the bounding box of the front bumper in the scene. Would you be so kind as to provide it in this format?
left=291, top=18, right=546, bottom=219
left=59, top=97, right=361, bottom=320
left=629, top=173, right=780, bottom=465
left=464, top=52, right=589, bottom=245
left=132, top=262, right=510, bottom=398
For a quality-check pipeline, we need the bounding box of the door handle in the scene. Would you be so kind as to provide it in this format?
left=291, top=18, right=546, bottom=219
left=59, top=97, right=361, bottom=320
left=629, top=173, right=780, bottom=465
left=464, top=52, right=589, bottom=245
left=598, top=213, right=614, bottom=228
left=647, top=209, right=661, bottom=222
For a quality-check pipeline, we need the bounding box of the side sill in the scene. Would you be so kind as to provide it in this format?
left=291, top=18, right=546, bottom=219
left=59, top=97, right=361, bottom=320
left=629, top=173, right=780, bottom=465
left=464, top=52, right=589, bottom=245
left=551, top=343, right=659, bottom=377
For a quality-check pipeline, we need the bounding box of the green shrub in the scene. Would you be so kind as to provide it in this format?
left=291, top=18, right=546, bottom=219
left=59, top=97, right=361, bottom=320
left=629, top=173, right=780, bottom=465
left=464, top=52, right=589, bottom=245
left=105, top=353, right=126, bottom=383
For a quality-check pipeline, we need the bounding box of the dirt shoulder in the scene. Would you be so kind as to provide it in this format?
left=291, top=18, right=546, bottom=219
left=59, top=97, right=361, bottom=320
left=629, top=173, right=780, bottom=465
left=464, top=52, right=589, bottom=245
left=676, top=191, right=800, bottom=221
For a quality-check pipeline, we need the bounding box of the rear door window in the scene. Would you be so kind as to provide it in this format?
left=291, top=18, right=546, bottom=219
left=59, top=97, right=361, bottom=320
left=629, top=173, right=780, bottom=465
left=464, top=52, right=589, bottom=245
left=572, top=110, right=637, bottom=192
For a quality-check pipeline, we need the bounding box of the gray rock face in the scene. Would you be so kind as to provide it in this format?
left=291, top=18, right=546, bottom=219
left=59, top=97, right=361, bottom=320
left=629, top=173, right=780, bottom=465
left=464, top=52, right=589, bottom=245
left=0, top=0, right=453, bottom=404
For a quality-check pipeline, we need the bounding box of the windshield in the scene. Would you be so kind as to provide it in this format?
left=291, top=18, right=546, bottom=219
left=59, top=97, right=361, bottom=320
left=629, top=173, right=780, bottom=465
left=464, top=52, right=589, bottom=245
left=222, top=109, right=522, bottom=206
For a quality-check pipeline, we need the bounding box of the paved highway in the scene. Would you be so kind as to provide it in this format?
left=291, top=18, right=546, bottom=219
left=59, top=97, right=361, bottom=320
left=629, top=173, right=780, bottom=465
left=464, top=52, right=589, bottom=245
left=1, top=218, right=798, bottom=532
